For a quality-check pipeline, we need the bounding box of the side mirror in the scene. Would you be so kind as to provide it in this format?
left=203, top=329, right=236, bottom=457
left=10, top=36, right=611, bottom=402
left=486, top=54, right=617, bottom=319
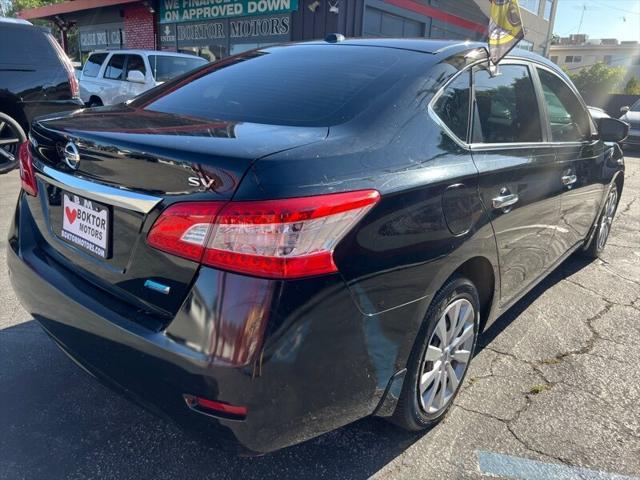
left=598, top=117, right=629, bottom=143
left=620, top=106, right=630, bottom=114
left=126, top=70, right=146, bottom=84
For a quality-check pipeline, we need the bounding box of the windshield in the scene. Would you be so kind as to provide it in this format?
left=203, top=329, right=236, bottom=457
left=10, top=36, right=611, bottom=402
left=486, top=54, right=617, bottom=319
left=135, top=45, right=417, bottom=127
left=631, top=99, right=640, bottom=112
left=148, top=55, right=207, bottom=82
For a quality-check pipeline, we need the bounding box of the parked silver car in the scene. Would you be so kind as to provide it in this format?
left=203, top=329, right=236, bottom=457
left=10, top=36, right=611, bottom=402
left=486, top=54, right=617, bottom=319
left=620, top=99, right=640, bottom=148
left=79, top=50, right=207, bottom=107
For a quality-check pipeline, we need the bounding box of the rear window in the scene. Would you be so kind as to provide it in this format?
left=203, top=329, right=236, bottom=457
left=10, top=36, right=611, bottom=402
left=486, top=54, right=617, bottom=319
left=83, top=53, right=108, bottom=77
left=148, top=55, right=207, bottom=82
left=137, top=45, right=414, bottom=127
left=0, top=25, right=59, bottom=65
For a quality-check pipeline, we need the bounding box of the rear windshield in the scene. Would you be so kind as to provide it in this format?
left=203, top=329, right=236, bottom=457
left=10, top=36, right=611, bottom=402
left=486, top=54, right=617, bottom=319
left=136, top=45, right=415, bottom=127
left=0, top=25, right=59, bottom=65
left=148, top=55, right=207, bottom=82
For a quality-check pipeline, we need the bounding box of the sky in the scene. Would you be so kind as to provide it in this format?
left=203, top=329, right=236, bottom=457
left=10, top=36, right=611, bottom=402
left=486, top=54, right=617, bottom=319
left=553, top=0, right=640, bottom=41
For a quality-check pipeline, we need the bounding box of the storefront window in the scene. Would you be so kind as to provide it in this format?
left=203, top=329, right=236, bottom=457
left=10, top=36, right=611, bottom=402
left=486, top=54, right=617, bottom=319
left=178, top=45, right=228, bottom=62
left=159, top=14, right=291, bottom=62
left=230, top=42, right=278, bottom=55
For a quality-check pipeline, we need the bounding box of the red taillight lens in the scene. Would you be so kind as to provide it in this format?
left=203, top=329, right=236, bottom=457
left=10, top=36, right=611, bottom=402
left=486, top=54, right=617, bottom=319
left=147, top=202, right=225, bottom=261
left=183, top=394, right=247, bottom=419
left=147, top=190, right=380, bottom=279
left=18, top=141, right=38, bottom=197
left=68, top=69, right=80, bottom=98
left=46, top=33, right=80, bottom=98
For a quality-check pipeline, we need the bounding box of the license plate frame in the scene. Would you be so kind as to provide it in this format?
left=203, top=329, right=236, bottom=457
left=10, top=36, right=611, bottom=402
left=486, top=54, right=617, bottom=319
left=60, top=191, right=112, bottom=259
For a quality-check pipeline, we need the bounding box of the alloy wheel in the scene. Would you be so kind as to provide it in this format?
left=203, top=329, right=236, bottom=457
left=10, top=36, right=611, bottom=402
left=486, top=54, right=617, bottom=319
left=597, top=188, right=618, bottom=251
left=418, top=298, right=475, bottom=415
left=0, top=118, right=22, bottom=171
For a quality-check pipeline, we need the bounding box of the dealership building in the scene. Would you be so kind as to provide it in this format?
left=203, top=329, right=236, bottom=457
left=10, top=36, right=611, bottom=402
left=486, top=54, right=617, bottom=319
left=19, top=0, right=557, bottom=62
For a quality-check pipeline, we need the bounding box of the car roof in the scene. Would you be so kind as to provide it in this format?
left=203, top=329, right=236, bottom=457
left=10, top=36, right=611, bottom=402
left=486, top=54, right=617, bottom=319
left=301, top=38, right=559, bottom=70
left=87, top=49, right=205, bottom=59
left=303, top=38, right=486, bottom=54
left=0, top=17, right=33, bottom=25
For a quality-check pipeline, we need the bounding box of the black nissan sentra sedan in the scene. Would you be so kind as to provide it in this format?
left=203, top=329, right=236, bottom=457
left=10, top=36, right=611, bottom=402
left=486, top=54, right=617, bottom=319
left=7, top=38, right=628, bottom=453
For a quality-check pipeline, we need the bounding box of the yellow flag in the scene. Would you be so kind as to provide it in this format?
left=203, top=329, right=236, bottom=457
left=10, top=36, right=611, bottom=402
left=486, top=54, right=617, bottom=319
left=488, top=0, right=525, bottom=65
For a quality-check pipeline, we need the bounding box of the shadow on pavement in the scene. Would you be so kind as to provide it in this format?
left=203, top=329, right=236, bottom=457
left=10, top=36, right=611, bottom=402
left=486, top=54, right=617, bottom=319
left=477, top=253, right=594, bottom=350
left=0, top=254, right=595, bottom=480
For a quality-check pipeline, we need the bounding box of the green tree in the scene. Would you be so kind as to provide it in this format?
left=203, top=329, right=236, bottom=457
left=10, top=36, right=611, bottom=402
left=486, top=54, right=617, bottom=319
left=569, top=62, right=626, bottom=103
left=8, top=0, right=63, bottom=17
left=624, top=77, right=640, bottom=95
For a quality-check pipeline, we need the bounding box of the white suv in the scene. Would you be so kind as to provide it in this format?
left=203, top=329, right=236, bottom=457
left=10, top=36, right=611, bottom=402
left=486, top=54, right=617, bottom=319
left=79, top=50, right=207, bottom=107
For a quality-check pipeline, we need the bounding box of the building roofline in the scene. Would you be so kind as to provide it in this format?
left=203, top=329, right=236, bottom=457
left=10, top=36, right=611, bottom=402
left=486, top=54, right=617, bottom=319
left=19, top=0, right=140, bottom=20
left=550, top=44, right=640, bottom=50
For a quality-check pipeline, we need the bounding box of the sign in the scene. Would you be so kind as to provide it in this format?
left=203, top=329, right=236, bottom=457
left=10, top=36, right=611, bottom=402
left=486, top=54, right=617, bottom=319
left=160, top=0, right=298, bottom=24
left=78, top=23, right=124, bottom=51
left=160, top=14, right=290, bottom=48
left=488, top=0, right=525, bottom=65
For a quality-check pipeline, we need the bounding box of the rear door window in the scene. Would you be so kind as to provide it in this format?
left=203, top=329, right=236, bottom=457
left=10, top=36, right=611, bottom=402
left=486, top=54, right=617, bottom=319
left=104, top=54, right=126, bottom=80
left=472, top=64, right=542, bottom=144
left=537, top=68, right=591, bottom=142
left=136, top=45, right=418, bottom=127
left=0, top=25, right=58, bottom=66
left=83, top=53, right=108, bottom=78
left=432, top=71, right=471, bottom=142
left=148, top=55, right=207, bottom=82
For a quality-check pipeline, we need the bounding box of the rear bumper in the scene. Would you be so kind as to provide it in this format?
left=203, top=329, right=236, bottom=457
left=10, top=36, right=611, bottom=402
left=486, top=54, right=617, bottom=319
left=7, top=193, right=414, bottom=452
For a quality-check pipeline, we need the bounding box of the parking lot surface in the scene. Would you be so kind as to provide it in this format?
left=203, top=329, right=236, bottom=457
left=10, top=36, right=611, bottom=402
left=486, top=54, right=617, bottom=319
left=1, top=157, right=639, bottom=480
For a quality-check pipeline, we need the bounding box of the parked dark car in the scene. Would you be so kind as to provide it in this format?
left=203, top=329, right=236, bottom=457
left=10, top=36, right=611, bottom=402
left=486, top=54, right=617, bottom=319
left=620, top=99, right=640, bottom=149
left=0, top=18, right=83, bottom=172
left=7, top=39, right=628, bottom=454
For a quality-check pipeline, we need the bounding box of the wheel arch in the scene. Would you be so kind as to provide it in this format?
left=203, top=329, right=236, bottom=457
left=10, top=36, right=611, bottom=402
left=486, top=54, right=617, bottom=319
left=0, top=93, right=29, bottom=133
left=451, top=256, right=497, bottom=332
left=88, top=95, right=103, bottom=106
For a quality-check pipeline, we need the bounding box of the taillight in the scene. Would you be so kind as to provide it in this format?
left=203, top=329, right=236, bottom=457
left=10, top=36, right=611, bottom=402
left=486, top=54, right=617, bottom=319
left=46, top=33, right=80, bottom=98
left=147, top=190, right=380, bottom=279
left=18, top=141, right=38, bottom=197
left=67, top=68, right=80, bottom=98
left=147, top=202, right=225, bottom=261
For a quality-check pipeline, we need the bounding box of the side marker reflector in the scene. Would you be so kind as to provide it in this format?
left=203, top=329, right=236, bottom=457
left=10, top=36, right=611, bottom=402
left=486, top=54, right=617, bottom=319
left=183, top=394, right=247, bottom=420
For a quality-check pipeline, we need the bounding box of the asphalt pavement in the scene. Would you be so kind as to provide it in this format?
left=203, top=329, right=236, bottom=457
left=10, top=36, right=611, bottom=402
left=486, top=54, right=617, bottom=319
left=1, top=157, right=639, bottom=480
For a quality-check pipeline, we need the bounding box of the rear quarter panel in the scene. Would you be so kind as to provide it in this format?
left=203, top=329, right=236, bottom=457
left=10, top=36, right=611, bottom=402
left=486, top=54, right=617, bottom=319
left=234, top=71, right=500, bottom=375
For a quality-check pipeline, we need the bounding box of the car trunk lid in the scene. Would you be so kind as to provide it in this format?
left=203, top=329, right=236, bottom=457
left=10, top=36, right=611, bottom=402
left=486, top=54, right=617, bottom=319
left=28, top=106, right=327, bottom=323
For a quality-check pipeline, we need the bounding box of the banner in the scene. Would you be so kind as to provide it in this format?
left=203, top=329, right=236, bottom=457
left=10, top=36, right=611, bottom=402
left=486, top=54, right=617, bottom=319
left=160, top=0, right=299, bottom=24
left=488, top=0, right=525, bottom=65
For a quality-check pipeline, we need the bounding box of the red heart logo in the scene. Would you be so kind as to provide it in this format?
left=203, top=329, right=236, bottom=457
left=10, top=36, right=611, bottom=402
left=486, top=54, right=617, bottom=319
left=65, top=206, right=77, bottom=224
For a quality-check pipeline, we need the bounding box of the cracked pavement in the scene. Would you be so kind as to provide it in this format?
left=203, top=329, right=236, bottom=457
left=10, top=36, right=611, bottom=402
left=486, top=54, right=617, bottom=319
left=1, top=157, right=639, bottom=479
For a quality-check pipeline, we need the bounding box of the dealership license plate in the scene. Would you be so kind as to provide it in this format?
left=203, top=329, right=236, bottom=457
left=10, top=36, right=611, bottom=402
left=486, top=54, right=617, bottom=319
left=60, top=192, right=111, bottom=259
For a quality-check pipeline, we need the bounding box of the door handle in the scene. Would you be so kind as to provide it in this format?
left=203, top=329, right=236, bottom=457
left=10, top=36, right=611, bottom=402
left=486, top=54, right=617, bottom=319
left=492, top=193, right=519, bottom=210
left=562, top=174, right=577, bottom=186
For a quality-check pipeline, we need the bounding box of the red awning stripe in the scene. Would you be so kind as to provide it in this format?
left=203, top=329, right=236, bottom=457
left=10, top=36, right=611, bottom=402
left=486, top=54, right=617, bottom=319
left=19, top=0, right=141, bottom=20
left=383, top=0, right=487, bottom=35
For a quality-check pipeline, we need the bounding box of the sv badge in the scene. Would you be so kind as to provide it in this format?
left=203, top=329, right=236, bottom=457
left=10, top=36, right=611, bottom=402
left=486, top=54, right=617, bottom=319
left=188, top=176, right=216, bottom=189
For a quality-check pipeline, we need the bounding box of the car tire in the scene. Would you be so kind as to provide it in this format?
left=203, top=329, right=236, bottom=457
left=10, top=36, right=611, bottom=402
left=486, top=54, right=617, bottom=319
left=391, top=276, right=480, bottom=431
left=87, top=97, right=103, bottom=108
left=0, top=112, right=27, bottom=174
left=582, top=185, right=619, bottom=259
